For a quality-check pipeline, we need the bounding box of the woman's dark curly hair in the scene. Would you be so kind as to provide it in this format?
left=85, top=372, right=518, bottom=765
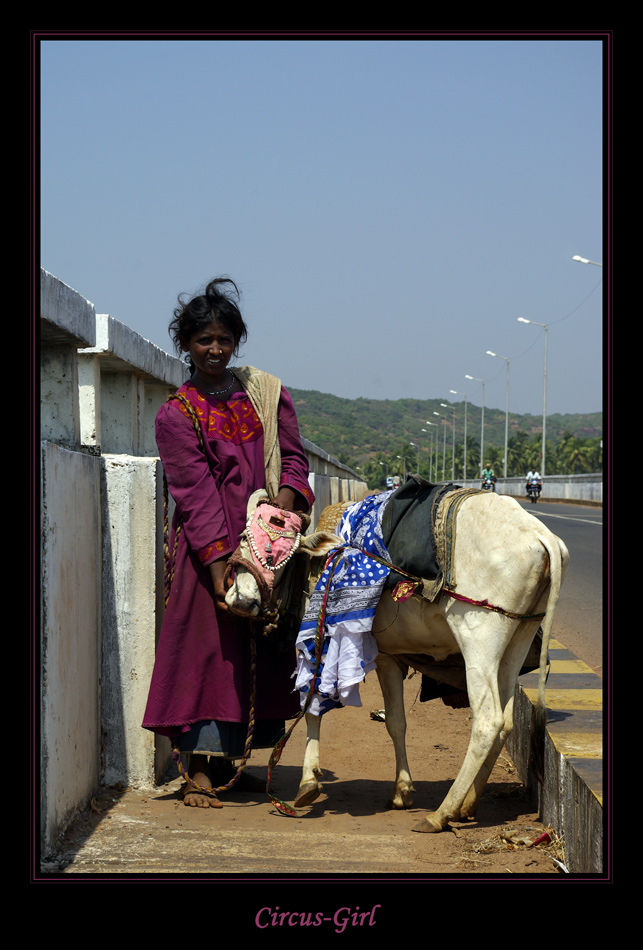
left=169, top=277, right=249, bottom=357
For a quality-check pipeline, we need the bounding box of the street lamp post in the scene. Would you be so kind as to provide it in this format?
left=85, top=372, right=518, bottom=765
left=420, top=430, right=430, bottom=480
left=487, top=351, right=510, bottom=479
left=423, top=429, right=432, bottom=481
left=465, top=374, right=485, bottom=480
left=424, top=422, right=438, bottom=481
left=432, top=411, right=446, bottom=481
left=450, top=389, right=468, bottom=483
left=427, top=409, right=447, bottom=481
left=518, top=317, right=548, bottom=477
left=441, top=402, right=457, bottom=481
left=409, top=442, right=420, bottom=475
left=441, top=420, right=447, bottom=480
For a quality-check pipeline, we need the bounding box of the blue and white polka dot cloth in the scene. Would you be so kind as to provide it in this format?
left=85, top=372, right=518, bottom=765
left=295, top=491, right=394, bottom=716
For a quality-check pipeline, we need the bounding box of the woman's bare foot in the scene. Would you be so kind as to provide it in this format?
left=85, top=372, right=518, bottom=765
left=183, top=755, right=223, bottom=808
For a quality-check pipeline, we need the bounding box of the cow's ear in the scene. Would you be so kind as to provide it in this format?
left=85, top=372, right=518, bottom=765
left=300, top=531, right=342, bottom=558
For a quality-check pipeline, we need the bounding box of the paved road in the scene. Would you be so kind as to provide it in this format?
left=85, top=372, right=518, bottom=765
left=515, top=499, right=604, bottom=675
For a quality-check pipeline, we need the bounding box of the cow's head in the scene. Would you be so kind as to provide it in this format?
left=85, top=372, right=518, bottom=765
left=224, top=489, right=341, bottom=621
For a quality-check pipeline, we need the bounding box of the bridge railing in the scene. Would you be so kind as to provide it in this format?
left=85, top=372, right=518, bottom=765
left=460, top=474, right=602, bottom=505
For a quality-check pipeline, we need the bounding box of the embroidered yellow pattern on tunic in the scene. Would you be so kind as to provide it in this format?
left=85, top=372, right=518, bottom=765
left=179, top=388, right=262, bottom=443
left=196, top=537, right=230, bottom=564
left=299, top=484, right=314, bottom=505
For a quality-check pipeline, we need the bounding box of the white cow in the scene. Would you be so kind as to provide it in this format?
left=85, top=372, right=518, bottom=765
left=226, top=489, right=568, bottom=833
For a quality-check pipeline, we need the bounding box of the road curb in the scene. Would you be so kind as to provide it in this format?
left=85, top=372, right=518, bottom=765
left=507, top=639, right=603, bottom=874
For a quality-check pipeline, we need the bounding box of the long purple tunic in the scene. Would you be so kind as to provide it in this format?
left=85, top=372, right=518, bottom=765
left=142, top=375, right=314, bottom=744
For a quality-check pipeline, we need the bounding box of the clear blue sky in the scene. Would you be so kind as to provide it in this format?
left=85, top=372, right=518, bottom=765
left=40, top=36, right=605, bottom=418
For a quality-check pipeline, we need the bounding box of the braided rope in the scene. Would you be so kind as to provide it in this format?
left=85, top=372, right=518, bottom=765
left=441, top=588, right=546, bottom=621
left=266, top=547, right=343, bottom=816
left=347, top=544, right=547, bottom=623
left=224, top=549, right=273, bottom=610
left=162, top=394, right=203, bottom=608
left=162, top=471, right=184, bottom=606
left=172, top=631, right=258, bottom=797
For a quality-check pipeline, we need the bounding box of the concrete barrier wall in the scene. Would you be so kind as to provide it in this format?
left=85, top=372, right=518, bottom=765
left=100, top=455, right=167, bottom=788
left=41, top=442, right=102, bottom=849
left=39, top=270, right=366, bottom=853
left=468, top=474, right=603, bottom=505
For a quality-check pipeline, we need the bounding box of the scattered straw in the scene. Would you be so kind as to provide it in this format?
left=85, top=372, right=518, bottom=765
left=467, top=826, right=566, bottom=867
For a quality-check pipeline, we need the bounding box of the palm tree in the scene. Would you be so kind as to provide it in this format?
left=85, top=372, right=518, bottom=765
left=363, top=452, right=391, bottom=489
left=556, top=431, right=586, bottom=474
left=586, top=437, right=603, bottom=472
left=507, top=431, right=531, bottom=476
left=559, top=436, right=592, bottom=474
left=454, top=436, right=480, bottom=481
left=482, top=446, right=504, bottom=479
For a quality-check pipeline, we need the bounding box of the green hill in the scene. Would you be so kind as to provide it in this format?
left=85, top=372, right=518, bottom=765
left=287, top=388, right=602, bottom=484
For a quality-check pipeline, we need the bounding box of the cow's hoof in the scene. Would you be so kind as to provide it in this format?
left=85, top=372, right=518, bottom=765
left=411, top=814, right=445, bottom=833
left=385, top=798, right=412, bottom=810
left=385, top=787, right=414, bottom=810
left=293, top=780, right=322, bottom=808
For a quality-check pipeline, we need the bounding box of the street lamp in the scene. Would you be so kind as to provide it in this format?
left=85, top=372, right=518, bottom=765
left=440, top=402, right=457, bottom=481
left=396, top=455, right=407, bottom=480
left=432, top=411, right=446, bottom=480
left=440, top=420, right=448, bottom=480
left=487, top=351, right=510, bottom=479
left=573, top=255, right=602, bottom=267
left=450, top=389, right=468, bottom=483
left=409, top=442, right=420, bottom=475
left=420, top=430, right=430, bottom=480
left=424, top=422, right=438, bottom=481
left=465, top=374, right=485, bottom=480
left=518, top=317, right=548, bottom=477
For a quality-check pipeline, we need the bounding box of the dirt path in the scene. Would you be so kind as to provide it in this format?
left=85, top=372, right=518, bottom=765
left=47, top=672, right=564, bottom=886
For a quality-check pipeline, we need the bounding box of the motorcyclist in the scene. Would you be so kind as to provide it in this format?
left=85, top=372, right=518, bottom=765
left=481, top=463, right=496, bottom=492
left=525, top=466, right=542, bottom=496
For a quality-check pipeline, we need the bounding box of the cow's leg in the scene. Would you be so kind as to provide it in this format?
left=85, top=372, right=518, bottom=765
left=294, top=712, right=324, bottom=807
left=459, top=620, right=539, bottom=820
left=414, top=672, right=505, bottom=832
left=376, top=653, right=415, bottom=809
left=414, top=609, right=512, bottom=833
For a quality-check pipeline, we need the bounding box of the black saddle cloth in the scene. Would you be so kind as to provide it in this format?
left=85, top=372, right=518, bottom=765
left=381, top=475, right=542, bottom=706
left=381, top=474, right=459, bottom=589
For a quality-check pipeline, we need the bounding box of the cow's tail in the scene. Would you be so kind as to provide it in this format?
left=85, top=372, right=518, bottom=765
left=529, top=533, right=566, bottom=784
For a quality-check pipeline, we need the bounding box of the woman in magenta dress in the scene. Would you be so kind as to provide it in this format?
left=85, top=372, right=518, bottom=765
left=143, top=277, right=314, bottom=808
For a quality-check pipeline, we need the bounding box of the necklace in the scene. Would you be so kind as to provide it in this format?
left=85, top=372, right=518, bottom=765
left=197, top=371, right=237, bottom=396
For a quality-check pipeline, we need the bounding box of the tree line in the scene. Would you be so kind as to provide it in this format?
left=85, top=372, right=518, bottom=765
left=355, top=430, right=602, bottom=490
left=288, top=388, right=602, bottom=490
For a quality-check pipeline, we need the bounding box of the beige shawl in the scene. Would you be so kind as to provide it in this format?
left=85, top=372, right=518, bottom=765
left=231, top=365, right=282, bottom=500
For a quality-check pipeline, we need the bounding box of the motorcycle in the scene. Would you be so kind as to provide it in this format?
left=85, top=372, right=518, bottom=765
left=482, top=477, right=494, bottom=491
left=526, top=481, right=541, bottom=503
